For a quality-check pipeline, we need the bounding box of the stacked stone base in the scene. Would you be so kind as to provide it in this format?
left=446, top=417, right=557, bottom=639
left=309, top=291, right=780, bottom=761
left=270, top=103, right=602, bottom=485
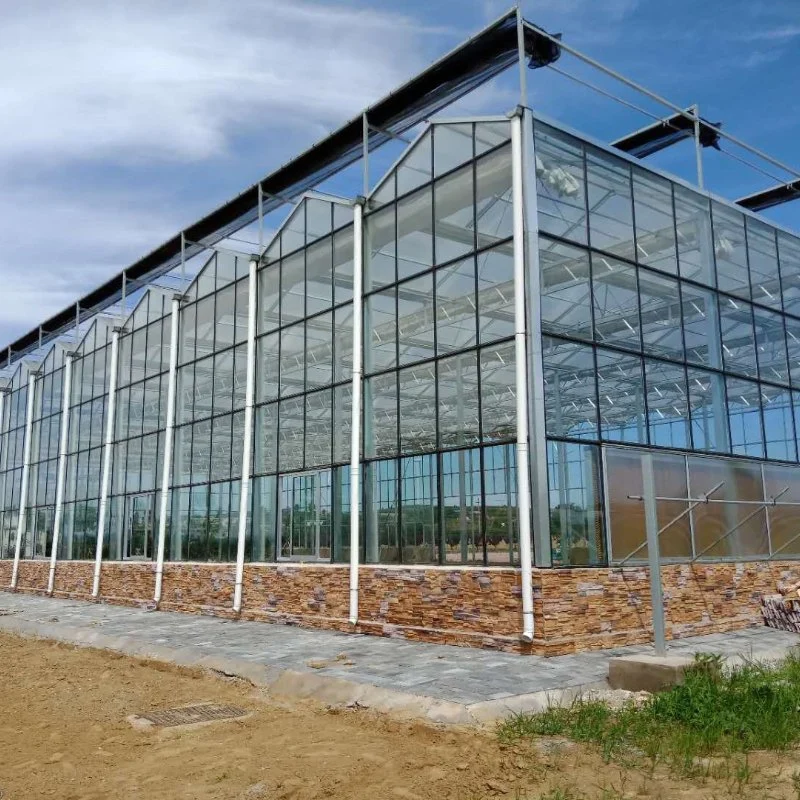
left=762, top=595, right=800, bottom=634
left=1, top=558, right=797, bottom=656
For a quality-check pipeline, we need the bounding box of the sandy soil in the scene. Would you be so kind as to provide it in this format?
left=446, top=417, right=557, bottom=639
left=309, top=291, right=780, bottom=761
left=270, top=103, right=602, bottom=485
left=1, top=632, right=800, bottom=800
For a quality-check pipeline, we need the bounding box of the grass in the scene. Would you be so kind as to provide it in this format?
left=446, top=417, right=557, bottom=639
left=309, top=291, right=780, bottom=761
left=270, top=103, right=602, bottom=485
left=499, top=650, right=800, bottom=775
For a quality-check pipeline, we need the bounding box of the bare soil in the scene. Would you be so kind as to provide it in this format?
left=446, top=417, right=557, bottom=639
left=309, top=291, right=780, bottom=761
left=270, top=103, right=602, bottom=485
left=1, top=631, right=800, bottom=799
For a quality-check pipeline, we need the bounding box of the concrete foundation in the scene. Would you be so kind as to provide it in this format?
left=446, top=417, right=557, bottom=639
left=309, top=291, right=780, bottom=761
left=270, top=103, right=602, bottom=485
left=608, top=654, right=695, bottom=693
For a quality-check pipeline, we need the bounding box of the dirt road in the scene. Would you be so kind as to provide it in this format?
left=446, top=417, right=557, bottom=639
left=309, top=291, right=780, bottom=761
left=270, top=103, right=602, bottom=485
left=1, top=631, right=799, bottom=799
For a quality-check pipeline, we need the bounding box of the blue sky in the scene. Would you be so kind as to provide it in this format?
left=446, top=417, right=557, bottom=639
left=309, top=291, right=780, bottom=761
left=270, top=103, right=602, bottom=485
left=1, top=0, right=799, bottom=350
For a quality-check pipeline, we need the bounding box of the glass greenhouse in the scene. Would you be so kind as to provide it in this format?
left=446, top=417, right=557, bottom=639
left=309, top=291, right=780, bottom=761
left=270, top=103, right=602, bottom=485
left=2, top=10, right=799, bottom=652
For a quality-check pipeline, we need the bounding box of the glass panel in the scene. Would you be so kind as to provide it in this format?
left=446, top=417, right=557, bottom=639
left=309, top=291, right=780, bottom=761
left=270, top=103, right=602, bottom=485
left=762, top=386, right=797, bottom=462
left=436, top=256, right=477, bottom=355
left=754, top=307, right=789, bottom=385
left=764, top=463, right=800, bottom=555
left=258, top=264, right=280, bottom=333
left=399, top=454, right=438, bottom=564
left=712, top=202, right=749, bottom=299
left=278, top=396, right=304, bottom=472
left=437, top=352, right=480, bottom=448
left=689, top=456, right=768, bottom=558
left=365, top=288, right=396, bottom=373
left=633, top=169, right=677, bottom=274
left=280, top=252, right=305, bottom=326
left=397, top=185, right=433, bottom=281
left=365, top=459, right=399, bottom=564
left=332, top=383, right=352, bottom=464
left=306, top=237, right=333, bottom=316
left=786, top=317, right=800, bottom=387
left=688, top=368, right=729, bottom=452
left=596, top=349, right=646, bottom=443
left=592, top=253, right=641, bottom=351
left=475, top=145, right=512, bottom=246
left=398, top=363, right=437, bottom=454
left=480, top=341, right=516, bottom=442
left=365, top=204, right=396, bottom=291
left=279, top=322, right=305, bottom=398
left=719, top=296, right=757, bottom=377
left=250, top=475, right=277, bottom=561
left=434, top=163, right=474, bottom=265
left=646, top=359, right=689, bottom=448
left=639, top=270, right=684, bottom=361
left=397, top=129, right=432, bottom=196
left=548, top=441, right=605, bottom=566
left=586, top=148, right=634, bottom=260
left=441, top=448, right=482, bottom=564
left=333, top=225, right=354, bottom=305
left=433, top=123, right=472, bottom=177
left=477, top=244, right=515, bottom=344
left=542, top=337, right=598, bottom=440
left=674, top=186, right=714, bottom=285
left=305, top=312, right=334, bottom=390
left=257, top=332, right=279, bottom=403
left=747, top=219, right=781, bottom=309
left=727, top=377, right=764, bottom=458
left=364, top=372, right=398, bottom=459
left=254, top=402, right=278, bottom=475
left=681, top=282, right=721, bottom=368
left=483, top=444, right=518, bottom=565
left=334, top=305, right=353, bottom=384
left=779, top=233, right=800, bottom=318
left=305, top=389, right=333, bottom=468
left=534, top=122, right=587, bottom=244
left=540, top=238, right=592, bottom=340
left=397, top=274, right=435, bottom=367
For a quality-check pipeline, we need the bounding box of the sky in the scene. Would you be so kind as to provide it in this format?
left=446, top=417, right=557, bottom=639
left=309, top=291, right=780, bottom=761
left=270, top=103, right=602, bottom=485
left=1, top=0, right=799, bottom=353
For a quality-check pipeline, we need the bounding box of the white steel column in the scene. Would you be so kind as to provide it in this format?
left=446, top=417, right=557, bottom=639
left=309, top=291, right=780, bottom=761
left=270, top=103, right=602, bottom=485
left=520, top=107, right=552, bottom=567
left=47, top=354, right=74, bottom=594
left=10, top=371, right=37, bottom=589
left=92, top=329, right=120, bottom=598
left=233, top=258, right=258, bottom=613
left=154, top=297, right=181, bottom=604
left=349, top=201, right=364, bottom=625
left=510, top=112, right=535, bottom=642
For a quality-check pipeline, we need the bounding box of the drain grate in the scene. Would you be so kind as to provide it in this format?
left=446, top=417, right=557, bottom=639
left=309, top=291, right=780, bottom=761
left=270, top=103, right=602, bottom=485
left=136, top=703, right=249, bottom=727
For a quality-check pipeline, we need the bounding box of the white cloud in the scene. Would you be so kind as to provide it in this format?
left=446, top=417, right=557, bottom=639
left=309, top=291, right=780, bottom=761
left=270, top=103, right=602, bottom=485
left=0, top=0, right=438, bottom=347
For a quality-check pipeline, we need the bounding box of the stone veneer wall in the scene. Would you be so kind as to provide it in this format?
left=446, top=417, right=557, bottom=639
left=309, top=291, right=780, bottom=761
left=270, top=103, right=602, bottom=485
left=2, top=559, right=797, bottom=655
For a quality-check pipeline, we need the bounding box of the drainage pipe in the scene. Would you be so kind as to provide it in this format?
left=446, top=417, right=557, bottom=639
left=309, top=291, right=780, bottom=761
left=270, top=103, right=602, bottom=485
left=349, top=201, right=364, bottom=625
left=510, top=112, right=535, bottom=643
left=92, top=329, right=120, bottom=598
left=154, top=297, right=181, bottom=604
left=11, top=370, right=37, bottom=589
left=47, top=353, right=74, bottom=594
left=233, top=257, right=258, bottom=613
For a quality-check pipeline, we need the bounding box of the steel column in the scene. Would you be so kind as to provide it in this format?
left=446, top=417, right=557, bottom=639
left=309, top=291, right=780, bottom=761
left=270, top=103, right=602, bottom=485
left=154, top=298, right=181, bottom=603
left=10, top=371, right=37, bottom=588
left=349, top=202, right=365, bottom=625
left=92, top=329, right=120, bottom=597
left=47, top=354, right=74, bottom=594
left=232, top=258, right=258, bottom=612
left=511, top=111, right=535, bottom=642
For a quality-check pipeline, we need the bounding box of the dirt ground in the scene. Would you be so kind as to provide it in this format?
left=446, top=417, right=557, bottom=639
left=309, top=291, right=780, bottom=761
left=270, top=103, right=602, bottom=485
left=2, top=632, right=800, bottom=799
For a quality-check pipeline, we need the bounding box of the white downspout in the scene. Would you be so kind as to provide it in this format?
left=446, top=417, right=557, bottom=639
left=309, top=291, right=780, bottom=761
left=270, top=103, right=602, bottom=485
left=154, top=297, right=181, bottom=604
left=233, top=257, right=258, bottom=613
left=349, top=201, right=364, bottom=625
left=47, top=354, right=74, bottom=595
left=11, top=371, right=37, bottom=589
left=92, top=329, right=120, bottom=598
left=511, top=113, right=535, bottom=643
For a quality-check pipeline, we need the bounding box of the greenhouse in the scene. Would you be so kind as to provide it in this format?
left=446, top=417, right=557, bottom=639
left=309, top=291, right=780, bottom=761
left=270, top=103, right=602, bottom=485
left=2, top=10, right=800, bottom=655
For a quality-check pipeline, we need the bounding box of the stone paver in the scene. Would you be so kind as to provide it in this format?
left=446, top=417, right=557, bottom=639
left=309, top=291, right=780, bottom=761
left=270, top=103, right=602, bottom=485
left=0, top=592, right=797, bottom=722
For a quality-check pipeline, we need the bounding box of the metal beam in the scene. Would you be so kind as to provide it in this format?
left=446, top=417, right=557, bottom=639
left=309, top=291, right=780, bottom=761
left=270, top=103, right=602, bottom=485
left=737, top=180, right=800, bottom=212
left=611, top=110, right=721, bottom=159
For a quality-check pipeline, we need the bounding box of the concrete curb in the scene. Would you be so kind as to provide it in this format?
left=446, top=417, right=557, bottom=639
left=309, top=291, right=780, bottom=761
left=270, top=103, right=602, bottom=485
left=0, top=612, right=603, bottom=726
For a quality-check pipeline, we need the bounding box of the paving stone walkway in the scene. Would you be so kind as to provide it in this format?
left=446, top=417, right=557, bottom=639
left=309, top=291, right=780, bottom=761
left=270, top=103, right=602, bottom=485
left=0, top=592, right=797, bottom=722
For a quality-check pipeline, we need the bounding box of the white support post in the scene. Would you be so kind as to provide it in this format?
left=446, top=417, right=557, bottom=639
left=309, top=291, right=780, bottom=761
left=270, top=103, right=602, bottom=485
left=10, top=371, right=37, bottom=589
left=47, top=354, right=74, bottom=595
left=692, top=104, right=705, bottom=189
left=520, top=107, right=552, bottom=567
left=232, top=258, right=258, bottom=613
left=349, top=202, right=364, bottom=625
left=510, top=112, right=535, bottom=643
left=92, top=329, right=120, bottom=598
left=154, top=298, right=181, bottom=604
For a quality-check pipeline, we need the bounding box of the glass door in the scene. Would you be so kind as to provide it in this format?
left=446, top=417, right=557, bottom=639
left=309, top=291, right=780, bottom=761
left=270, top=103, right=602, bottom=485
left=27, top=505, right=55, bottom=558
left=279, top=471, right=331, bottom=560
left=125, top=493, right=156, bottom=560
